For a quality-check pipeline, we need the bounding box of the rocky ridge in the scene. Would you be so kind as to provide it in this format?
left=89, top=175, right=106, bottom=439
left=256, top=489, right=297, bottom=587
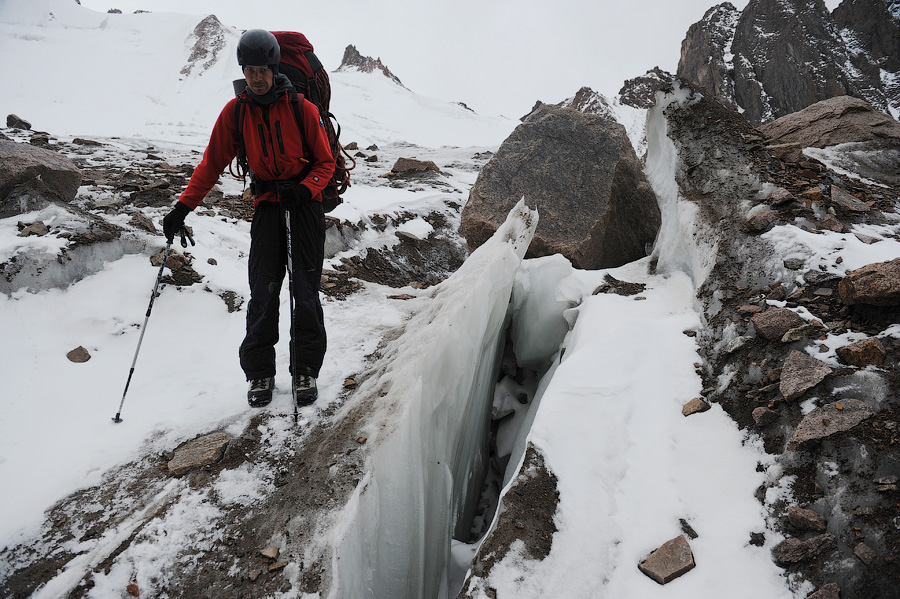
left=677, top=0, right=900, bottom=125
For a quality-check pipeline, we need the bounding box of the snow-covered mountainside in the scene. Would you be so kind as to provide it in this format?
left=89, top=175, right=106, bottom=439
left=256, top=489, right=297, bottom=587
left=2, top=1, right=900, bottom=599
left=678, top=0, right=900, bottom=124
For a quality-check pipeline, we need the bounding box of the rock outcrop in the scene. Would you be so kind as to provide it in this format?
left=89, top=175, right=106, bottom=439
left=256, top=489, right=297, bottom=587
left=461, top=103, right=660, bottom=270
left=618, top=67, right=675, bottom=109
left=0, top=138, right=82, bottom=218
left=336, top=45, right=404, bottom=87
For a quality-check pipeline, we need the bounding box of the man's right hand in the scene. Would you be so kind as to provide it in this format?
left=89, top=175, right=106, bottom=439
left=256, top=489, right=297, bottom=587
left=162, top=202, right=191, bottom=243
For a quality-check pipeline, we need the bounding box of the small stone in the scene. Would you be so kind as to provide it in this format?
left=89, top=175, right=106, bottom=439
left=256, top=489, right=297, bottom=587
left=268, top=561, right=288, bottom=572
left=781, top=323, right=823, bottom=343
left=874, top=475, right=899, bottom=485
left=784, top=257, right=806, bottom=270
left=737, top=304, right=764, bottom=315
left=780, top=351, right=832, bottom=401
left=854, top=542, right=878, bottom=565
left=746, top=210, right=779, bottom=233
left=682, top=398, right=710, bottom=417
left=260, top=546, right=280, bottom=560
left=801, top=187, right=823, bottom=202
left=18, top=221, right=49, bottom=237
left=207, top=258, right=218, bottom=265
left=787, top=399, right=874, bottom=450
left=855, top=506, right=876, bottom=517
left=771, top=533, right=835, bottom=564
left=752, top=407, right=780, bottom=426
left=831, top=186, right=871, bottom=212
left=126, top=583, right=140, bottom=597
left=248, top=568, right=263, bottom=581
left=836, top=337, right=886, bottom=367
left=806, top=583, right=840, bottom=599
left=787, top=506, right=827, bottom=532
left=854, top=233, right=881, bottom=245
left=638, top=535, right=695, bottom=584
left=752, top=308, right=806, bottom=341
left=166, top=432, right=231, bottom=476
left=356, top=437, right=367, bottom=444
left=66, top=346, right=92, bottom=363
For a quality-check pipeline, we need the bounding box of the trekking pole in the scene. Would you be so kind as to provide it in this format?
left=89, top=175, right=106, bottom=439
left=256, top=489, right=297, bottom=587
left=284, top=208, right=299, bottom=424
left=112, top=241, right=173, bottom=423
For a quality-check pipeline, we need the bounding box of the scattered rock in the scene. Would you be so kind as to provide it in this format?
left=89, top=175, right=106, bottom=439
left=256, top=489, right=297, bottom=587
left=638, top=535, right=695, bottom=584
left=7, top=114, right=32, bottom=129
left=806, top=582, right=841, bottom=599
left=772, top=533, right=835, bottom=564
left=769, top=187, right=796, bottom=206
left=830, top=186, right=871, bottom=213
left=779, top=351, right=833, bottom=402
left=746, top=209, right=779, bottom=232
left=260, top=546, right=280, bottom=560
left=854, top=542, right=878, bottom=566
left=166, top=432, right=231, bottom=476
left=836, top=337, right=886, bottom=367
left=781, top=323, right=824, bottom=343
left=387, top=157, right=440, bottom=176
left=818, top=214, right=844, bottom=233
left=682, top=398, right=710, bottom=416
left=838, top=258, right=900, bottom=306
left=18, top=222, right=49, bottom=237
left=787, top=399, right=874, bottom=450
left=751, top=307, right=806, bottom=341
left=126, top=582, right=140, bottom=597
left=753, top=407, right=780, bottom=426
left=128, top=211, right=158, bottom=234
left=66, top=346, right=91, bottom=363
left=787, top=506, right=827, bottom=532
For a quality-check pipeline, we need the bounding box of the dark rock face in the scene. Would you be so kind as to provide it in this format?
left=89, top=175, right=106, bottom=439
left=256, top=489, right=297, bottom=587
left=618, top=67, right=675, bottom=109
left=833, top=0, right=900, bottom=112
left=461, top=104, right=660, bottom=270
left=0, top=139, right=82, bottom=218
left=677, top=0, right=900, bottom=125
left=677, top=3, right=741, bottom=104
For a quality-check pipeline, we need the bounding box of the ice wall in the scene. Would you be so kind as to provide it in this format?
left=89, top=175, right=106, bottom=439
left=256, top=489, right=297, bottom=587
left=644, top=83, right=718, bottom=288
left=330, top=200, right=538, bottom=599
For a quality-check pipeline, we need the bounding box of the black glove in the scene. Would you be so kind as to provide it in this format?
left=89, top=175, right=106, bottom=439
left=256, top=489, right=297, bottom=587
left=162, top=202, right=191, bottom=243
left=277, top=183, right=312, bottom=208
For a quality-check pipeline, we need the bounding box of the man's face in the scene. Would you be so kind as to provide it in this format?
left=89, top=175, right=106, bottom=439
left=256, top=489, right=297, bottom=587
left=243, top=66, right=274, bottom=95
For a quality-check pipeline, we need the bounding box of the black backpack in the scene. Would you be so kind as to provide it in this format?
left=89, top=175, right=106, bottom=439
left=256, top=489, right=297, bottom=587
left=230, top=31, right=353, bottom=212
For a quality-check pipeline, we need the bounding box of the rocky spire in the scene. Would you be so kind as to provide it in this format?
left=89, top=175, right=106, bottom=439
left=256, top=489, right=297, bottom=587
left=336, top=45, right=405, bottom=88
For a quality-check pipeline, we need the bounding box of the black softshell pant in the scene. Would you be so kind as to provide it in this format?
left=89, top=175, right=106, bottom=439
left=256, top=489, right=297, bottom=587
left=239, top=200, right=326, bottom=380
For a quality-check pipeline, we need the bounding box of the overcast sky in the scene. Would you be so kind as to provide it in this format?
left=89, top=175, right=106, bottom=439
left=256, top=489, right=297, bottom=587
left=77, top=0, right=842, bottom=118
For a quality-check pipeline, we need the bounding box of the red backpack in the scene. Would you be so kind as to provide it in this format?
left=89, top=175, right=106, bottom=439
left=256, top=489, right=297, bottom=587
left=230, top=31, right=353, bottom=212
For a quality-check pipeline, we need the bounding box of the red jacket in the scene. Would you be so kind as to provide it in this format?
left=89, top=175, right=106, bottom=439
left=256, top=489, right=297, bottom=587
left=178, top=86, right=336, bottom=210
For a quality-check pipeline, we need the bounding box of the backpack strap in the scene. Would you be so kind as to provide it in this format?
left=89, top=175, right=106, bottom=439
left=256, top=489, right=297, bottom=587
left=228, top=96, right=252, bottom=180
left=288, top=89, right=312, bottom=161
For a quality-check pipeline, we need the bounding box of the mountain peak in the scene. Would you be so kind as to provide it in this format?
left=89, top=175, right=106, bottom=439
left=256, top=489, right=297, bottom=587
left=336, top=45, right=404, bottom=87
left=180, top=14, right=229, bottom=78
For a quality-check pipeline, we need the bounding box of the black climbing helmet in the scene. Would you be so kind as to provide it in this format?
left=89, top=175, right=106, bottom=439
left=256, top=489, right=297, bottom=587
left=237, top=29, right=280, bottom=72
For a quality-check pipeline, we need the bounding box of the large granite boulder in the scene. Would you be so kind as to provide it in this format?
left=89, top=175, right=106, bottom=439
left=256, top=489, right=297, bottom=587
left=0, top=139, right=82, bottom=218
left=760, top=96, right=900, bottom=153
left=461, top=103, right=660, bottom=270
